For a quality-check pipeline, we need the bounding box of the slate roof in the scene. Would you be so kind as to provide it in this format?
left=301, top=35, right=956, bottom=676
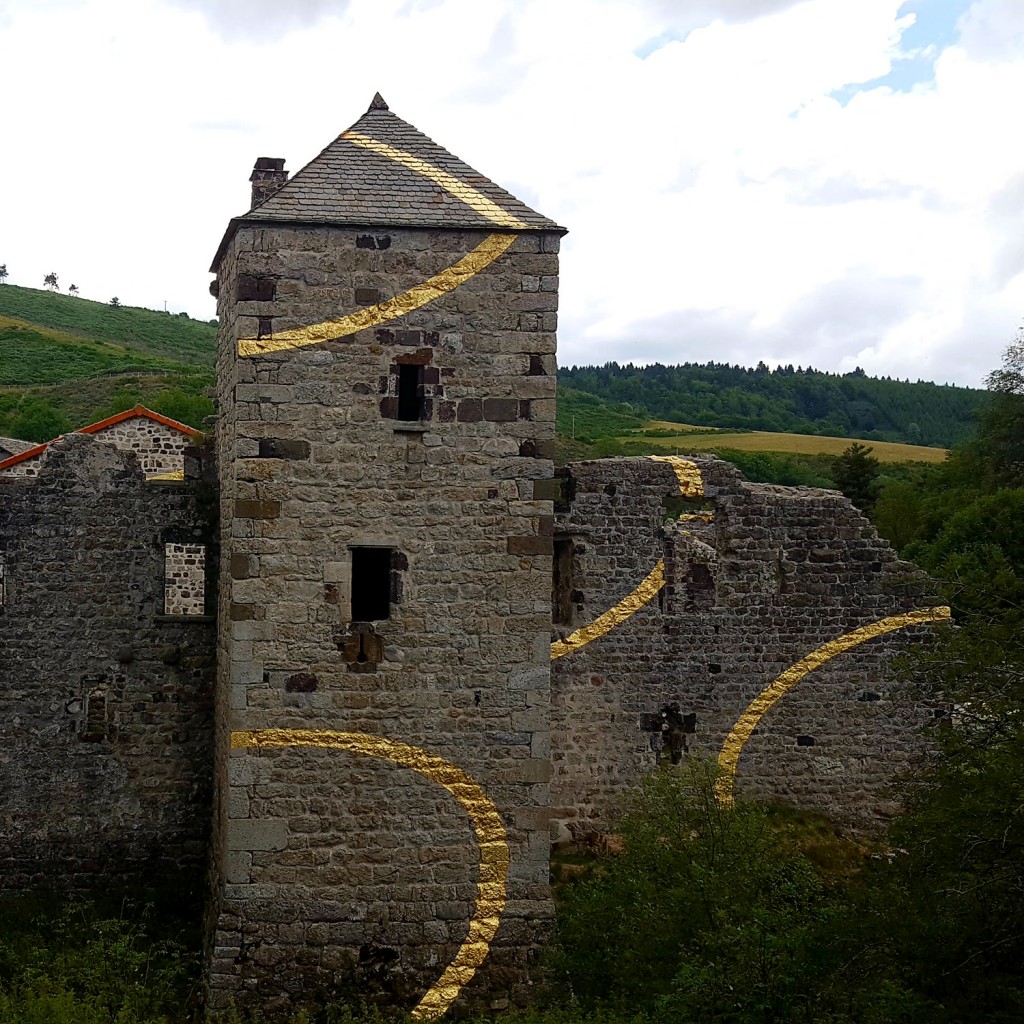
left=212, top=95, right=564, bottom=270
left=0, top=436, right=36, bottom=459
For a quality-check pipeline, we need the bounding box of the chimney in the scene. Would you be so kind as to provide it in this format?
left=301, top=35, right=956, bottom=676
left=249, top=157, right=288, bottom=209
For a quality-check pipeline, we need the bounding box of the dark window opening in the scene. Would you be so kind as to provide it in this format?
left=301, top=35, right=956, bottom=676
left=351, top=547, right=393, bottom=621
left=82, top=688, right=107, bottom=743
left=397, top=365, right=423, bottom=421
left=552, top=538, right=574, bottom=625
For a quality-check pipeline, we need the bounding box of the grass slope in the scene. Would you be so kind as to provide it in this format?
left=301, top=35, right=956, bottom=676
left=0, top=285, right=216, bottom=365
left=0, top=317, right=184, bottom=386
left=0, top=286, right=217, bottom=439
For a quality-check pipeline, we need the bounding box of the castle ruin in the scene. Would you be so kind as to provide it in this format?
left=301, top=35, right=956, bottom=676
left=0, top=96, right=948, bottom=1017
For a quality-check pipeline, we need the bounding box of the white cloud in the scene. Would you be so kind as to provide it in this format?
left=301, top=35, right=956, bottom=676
left=0, top=0, right=1020, bottom=387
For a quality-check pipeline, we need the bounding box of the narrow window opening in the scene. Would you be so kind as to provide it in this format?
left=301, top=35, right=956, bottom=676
left=82, top=688, right=107, bottom=743
left=351, top=547, right=393, bottom=622
left=164, top=543, right=206, bottom=616
left=0, top=554, right=6, bottom=607
left=552, top=538, right=574, bottom=625
left=397, top=364, right=423, bottom=421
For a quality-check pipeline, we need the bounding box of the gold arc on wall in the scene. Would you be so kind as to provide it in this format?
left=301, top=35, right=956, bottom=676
left=714, top=606, right=954, bottom=806
left=548, top=457, right=705, bottom=661
left=342, top=131, right=530, bottom=230
left=551, top=561, right=666, bottom=661
left=238, top=232, right=518, bottom=356
left=229, top=729, right=510, bottom=1021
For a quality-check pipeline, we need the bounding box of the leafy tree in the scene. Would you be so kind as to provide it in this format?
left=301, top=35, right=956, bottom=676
left=873, top=479, right=923, bottom=548
left=148, top=388, right=213, bottom=431
left=7, top=396, right=71, bottom=443
left=974, top=333, right=1024, bottom=487
left=0, top=264, right=8, bottom=284
left=832, top=441, right=880, bottom=510
left=68, top=283, right=79, bottom=297
left=552, top=762, right=844, bottom=1020
left=43, top=271, right=59, bottom=291
left=109, top=296, right=121, bottom=308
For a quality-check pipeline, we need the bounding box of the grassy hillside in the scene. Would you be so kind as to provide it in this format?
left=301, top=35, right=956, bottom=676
left=0, top=285, right=216, bottom=366
left=0, top=317, right=186, bottom=385
left=0, top=285, right=216, bottom=441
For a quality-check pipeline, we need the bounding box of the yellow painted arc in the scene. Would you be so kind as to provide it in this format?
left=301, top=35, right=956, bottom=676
left=551, top=561, right=665, bottom=661
left=649, top=455, right=704, bottom=498
left=342, top=131, right=530, bottom=230
left=548, top=458, right=703, bottom=661
left=714, top=606, right=953, bottom=806
left=238, top=232, right=518, bottom=356
left=229, top=729, right=510, bottom=1021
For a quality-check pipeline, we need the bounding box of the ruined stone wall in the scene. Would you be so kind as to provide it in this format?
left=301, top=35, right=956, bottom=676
left=0, top=434, right=216, bottom=891
left=0, top=451, right=43, bottom=478
left=550, top=456, right=943, bottom=834
left=208, top=223, right=559, bottom=1013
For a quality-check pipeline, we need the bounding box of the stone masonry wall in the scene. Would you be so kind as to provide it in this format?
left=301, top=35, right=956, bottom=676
left=208, top=223, right=559, bottom=1014
left=551, top=456, right=944, bottom=834
left=92, top=417, right=196, bottom=478
left=0, top=416, right=194, bottom=480
left=0, top=434, right=216, bottom=891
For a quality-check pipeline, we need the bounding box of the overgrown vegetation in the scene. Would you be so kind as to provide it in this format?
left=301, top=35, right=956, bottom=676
left=0, top=896, right=201, bottom=1023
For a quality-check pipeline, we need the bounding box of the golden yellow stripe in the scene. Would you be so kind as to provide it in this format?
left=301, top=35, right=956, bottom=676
left=715, top=606, right=953, bottom=806
left=342, top=130, right=529, bottom=230
left=650, top=455, right=704, bottom=497
left=230, top=729, right=509, bottom=1020
left=238, top=232, right=517, bottom=356
left=551, top=561, right=665, bottom=661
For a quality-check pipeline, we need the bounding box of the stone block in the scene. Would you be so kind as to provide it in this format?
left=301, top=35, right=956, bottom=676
left=234, top=499, right=281, bottom=519
left=507, top=536, right=553, bottom=556
left=227, top=819, right=289, bottom=853
left=258, top=438, right=311, bottom=460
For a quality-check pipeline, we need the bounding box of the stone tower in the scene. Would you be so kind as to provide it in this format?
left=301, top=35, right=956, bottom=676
left=206, top=95, right=564, bottom=1015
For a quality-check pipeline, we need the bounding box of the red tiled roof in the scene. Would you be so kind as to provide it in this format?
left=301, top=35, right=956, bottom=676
left=0, top=405, right=202, bottom=473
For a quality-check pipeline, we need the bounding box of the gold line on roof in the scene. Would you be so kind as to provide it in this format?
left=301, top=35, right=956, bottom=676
left=342, top=130, right=529, bottom=230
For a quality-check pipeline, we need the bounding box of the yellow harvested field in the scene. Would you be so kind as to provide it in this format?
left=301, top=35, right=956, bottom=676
left=637, top=424, right=948, bottom=463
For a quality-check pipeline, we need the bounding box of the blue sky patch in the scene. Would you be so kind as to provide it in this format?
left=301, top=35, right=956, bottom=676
left=830, top=0, right=974, bottom=105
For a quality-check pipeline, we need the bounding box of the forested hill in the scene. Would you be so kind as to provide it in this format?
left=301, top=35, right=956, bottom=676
left=560, top=361, right=985, bottom=448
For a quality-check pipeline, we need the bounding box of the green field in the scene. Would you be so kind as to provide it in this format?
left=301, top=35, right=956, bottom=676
left=0, top=286, right=216, bottom=441
left=638, top=421, right=948, bottom=463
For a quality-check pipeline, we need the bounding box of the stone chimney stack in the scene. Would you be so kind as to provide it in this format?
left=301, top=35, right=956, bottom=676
left=248, top=157, right=287, bottom=209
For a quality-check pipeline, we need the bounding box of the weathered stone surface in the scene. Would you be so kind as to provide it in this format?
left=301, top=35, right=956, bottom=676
left=210, top=216, right=561, bottom=1013
left=550, top=457, right=941, bottom=834
left=0, top=434, right=216, bottom=891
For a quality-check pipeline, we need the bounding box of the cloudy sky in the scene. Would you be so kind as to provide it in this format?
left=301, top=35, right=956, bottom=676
left=2, top=0, right=1022, bottom=387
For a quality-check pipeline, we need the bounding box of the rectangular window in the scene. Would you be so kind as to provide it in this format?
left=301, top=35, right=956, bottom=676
left=164, top=543, right=206, bottom=616
left=351, top=547, right=393, bottom=621
left=397, top=364, right=423, bottom=421
left=552, top=537, right=574, bottom=625
left=0, top=554, right=6, bottom=607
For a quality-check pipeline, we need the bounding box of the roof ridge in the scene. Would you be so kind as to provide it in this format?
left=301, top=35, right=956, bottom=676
left=0, top=406, right=201, bottom=473
left=212, top=99, right=563, bottom=267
